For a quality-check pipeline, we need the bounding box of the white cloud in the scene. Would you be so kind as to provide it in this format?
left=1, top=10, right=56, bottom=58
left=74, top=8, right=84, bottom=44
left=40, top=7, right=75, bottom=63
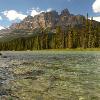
left=28, top=8, right=45, bottom=17
left=93, top=17, right=100, bottom=22
left=89, top=16, right=100, bottom=22
left=28, top=8, right=53, bottom=17
left=31, top=8, right=43, bottom=17
left=0, top=16, right=2, bottom=20
left=0, top=25, right=5, bottom=30
left=2, top=8, right=53, bottom=21
left=47, top=8, right=52, bottom=12
left=1, top=7, right=53, bottom=25
left=92, top=0, right=100, bottom=13
left=2, top=10, right=27, bottom=21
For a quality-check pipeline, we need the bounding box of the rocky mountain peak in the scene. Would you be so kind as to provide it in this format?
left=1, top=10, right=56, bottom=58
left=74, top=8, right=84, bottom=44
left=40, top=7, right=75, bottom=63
left=61, top=8, right=70, bottom=16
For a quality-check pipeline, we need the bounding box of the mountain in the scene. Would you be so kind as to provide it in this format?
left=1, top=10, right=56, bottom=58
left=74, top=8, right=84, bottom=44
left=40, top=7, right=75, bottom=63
left=10, top=8, right=86, bottom=31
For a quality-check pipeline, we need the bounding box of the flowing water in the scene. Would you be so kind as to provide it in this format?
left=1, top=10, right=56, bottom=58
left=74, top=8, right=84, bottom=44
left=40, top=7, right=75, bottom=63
left=0, top=51, right=100, bottom=100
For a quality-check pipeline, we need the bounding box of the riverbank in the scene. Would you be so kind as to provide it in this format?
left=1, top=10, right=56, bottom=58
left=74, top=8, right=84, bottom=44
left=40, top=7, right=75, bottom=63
left=0, top=51, right=100, bottom=99
left=39, top=48, right=100, bottom=51
left=0, top=48, right=100, bottom=52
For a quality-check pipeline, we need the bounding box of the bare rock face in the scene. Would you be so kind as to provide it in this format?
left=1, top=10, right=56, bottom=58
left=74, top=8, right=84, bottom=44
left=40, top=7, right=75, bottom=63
left=45, top=11, right=59, bottom=28
left=59, top=9, right=85, bottom=28
left=61, top=8, right=70, bottom=16
left=10, top=8, right=85, bottom=30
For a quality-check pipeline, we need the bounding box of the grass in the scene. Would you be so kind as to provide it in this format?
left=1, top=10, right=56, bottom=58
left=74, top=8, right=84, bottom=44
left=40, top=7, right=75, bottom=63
left=57, top=48, right=100, bottom=51
left=1, top=48, right=100, bottom=52
left=31, top=48, right=100, bottom=51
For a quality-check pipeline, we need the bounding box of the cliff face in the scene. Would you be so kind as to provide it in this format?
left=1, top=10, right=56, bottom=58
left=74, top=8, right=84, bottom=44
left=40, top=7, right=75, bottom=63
left=10, top=8, right=85, bottom=30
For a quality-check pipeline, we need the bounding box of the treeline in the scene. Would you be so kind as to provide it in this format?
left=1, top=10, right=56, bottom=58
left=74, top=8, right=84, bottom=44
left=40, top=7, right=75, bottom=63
left=0, top=16, right=100, bottom=50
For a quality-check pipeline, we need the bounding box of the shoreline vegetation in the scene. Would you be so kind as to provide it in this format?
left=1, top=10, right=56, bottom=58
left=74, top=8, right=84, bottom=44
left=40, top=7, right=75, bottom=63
left=44, top=48, right=100, bottom=51
left=0, top=48, right=100, bottom=52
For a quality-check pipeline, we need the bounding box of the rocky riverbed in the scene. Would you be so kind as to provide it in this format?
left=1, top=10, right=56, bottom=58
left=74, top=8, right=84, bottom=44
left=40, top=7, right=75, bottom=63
left=0, top=51, right=100, bottom=100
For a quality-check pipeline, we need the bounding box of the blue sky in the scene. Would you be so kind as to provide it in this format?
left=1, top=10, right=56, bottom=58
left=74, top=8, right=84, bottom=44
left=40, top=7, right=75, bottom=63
left=0, top=0, right=100, bottom=29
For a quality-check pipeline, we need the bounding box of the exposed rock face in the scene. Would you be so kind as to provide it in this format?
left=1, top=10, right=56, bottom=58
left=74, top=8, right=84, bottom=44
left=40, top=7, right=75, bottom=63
left=45, top=11, right=59, bottom=28
left=10, top=8, right=85, bottom=30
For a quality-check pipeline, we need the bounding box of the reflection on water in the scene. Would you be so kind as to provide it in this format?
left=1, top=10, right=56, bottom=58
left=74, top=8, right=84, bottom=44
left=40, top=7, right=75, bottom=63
left=0, top=51, right=100, bottom=100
